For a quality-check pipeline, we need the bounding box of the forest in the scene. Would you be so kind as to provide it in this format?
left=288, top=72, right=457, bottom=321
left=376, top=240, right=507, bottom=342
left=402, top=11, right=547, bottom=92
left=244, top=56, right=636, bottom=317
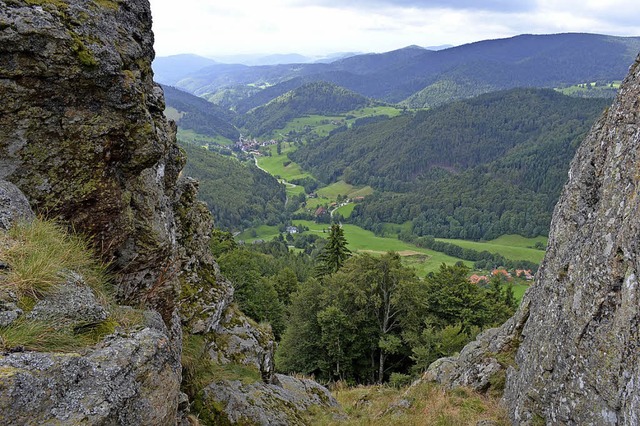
left=212, top=225, right=517, bottom=385
left=292, top=88, right=610, bottom=239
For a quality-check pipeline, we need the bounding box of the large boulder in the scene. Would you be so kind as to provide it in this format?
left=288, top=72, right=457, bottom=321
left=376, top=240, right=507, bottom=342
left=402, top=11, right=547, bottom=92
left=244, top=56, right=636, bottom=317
left=0, top=327, right=181, bottom=425
left=425, top=54, right=640, bottom=425
left=0, top=180, right=34, bottom=231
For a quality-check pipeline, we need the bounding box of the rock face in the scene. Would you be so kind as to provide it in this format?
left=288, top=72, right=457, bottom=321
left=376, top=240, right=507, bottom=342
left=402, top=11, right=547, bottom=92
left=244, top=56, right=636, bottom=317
left=0, top=1, right=337, bottom=424
left=0, top=0, right=183, bottom=307
left=426, top=55, right=640, bottom=424
left=201, top=374, right=341, bottom=426
left=0, top=180, right=34, bottom=231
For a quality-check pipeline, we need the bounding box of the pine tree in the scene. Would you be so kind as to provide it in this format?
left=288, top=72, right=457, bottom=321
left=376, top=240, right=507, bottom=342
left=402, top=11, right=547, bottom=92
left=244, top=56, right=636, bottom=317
left=316, top=223, right=351, bottom=276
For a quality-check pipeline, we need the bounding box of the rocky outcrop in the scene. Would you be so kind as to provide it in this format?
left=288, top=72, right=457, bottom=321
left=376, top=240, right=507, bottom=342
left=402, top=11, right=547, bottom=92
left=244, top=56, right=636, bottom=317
left=0, top=327, right=180, bottom=426
left=0, top=2, right=336, bottom=425
left=0, top=0, right=183, bottom=308
left=201, top=374, right=341, bottom=425
left=426, top=55, right=640, bottom=424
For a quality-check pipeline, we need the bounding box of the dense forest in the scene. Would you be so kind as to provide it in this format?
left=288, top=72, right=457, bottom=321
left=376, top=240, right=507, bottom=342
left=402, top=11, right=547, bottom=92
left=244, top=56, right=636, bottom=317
left=181, top=142, right=286, bottom=231
left=292, top=89, right=609, bottom=239
left=212, top=226, right=517, bottom=385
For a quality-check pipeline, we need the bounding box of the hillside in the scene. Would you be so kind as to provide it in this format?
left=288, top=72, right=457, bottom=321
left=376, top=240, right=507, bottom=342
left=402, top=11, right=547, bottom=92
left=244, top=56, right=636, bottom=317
left=291, top=88, right=610, bottom=239
left=238, top=81, right=378, bottom=136
left=181, top=143, right=286, bottom=231
left=161, top=84, right=239, bottom=142
left=181, top=142, right=286, bottom=231
left=156, top=33, right=640, bottom=108
left=152, top=53, right=218, bottom=85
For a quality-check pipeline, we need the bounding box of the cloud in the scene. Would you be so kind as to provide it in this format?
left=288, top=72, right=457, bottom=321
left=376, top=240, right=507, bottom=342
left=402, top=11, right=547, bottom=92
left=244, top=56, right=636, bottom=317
left=289, top=0, right=537, bottom=13
left=148, top=0, right=640, bottom=57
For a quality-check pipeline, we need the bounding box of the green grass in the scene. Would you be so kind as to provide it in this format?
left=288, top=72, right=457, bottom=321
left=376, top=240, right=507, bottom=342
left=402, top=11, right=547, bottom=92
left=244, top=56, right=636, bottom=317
left=555, top=81, right=620, bottom=96
left=177, top=128, right=233, bottom=146
left=275, top=106, right=404, bottom=139
left=1, top=219, right=109, bottom=301
left=489, top=234, right=548, bottom=249
left=0, top=219, right=146, bottom=353
left=317, top=181, right=356, bottom=198
left=257, top=143, right=312, bottom=181
left=436, top=235, right=547, bottom=264
left=279, top=115, right=345, bottom=138
left=236, top=225, right=280, bottom=243
left=335, top=203, right=356, bottom=218
left=293, top=221, right=471, bottom=275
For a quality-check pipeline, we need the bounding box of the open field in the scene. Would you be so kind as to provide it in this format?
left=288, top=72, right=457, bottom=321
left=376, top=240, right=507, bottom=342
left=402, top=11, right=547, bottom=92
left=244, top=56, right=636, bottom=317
left=436, top=235, right=547, bottom=264
left=555, top=81, right=620, bottom=97
left=275, top=106, right=405, bottom=139
left=256, top=143, right=312, bottom=181
left=176, top=128, right=233, bottom=146
left=293, top=220, right=472, bottom=275
left=334, top=203, right=356, bottom=218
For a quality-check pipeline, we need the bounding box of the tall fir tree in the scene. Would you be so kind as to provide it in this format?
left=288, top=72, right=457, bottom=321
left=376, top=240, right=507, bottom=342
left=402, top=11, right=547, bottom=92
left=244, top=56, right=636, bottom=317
left=315, top=223, right=351, bottom=276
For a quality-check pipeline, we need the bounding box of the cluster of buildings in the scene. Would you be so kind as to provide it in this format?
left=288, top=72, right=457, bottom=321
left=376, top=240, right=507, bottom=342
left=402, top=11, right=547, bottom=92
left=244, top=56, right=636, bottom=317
left=235, top=136, right=278, bottom=153
left=469, top=268, right=534, bottom=284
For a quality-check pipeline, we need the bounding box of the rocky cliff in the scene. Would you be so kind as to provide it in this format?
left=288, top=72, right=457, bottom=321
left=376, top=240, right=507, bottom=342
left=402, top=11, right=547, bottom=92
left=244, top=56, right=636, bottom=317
left=426, top=55, right=640, bottom=424
left=0, top=1, right=338, bottom=424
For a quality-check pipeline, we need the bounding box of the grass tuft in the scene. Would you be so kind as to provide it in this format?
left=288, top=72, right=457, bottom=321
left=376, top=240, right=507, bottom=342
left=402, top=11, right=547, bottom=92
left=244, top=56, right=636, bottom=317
left=1, top=219, right=109, bottom=301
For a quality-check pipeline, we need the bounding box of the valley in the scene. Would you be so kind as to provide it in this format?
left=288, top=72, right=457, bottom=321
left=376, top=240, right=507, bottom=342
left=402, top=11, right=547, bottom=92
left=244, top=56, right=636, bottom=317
left=152, top=33, right=635, bottom=422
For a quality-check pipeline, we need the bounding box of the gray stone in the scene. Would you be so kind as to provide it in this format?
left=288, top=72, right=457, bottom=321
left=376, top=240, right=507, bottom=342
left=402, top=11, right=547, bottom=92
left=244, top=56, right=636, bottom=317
left=0, top=301, right=23, bottom=327
left=0, top=328, right=181, bottom=425
left=27, top=272, right=108, bottom=324
left=424, top=54, right=640, bottom=425
left=201, top=373, right=342, bottom=425
left=0, top=180, right=34, bottom=231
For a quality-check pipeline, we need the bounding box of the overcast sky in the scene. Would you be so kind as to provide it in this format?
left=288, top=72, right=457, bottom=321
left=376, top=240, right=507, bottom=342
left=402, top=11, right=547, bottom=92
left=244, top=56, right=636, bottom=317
left=149, top=0, right=640, bottom=58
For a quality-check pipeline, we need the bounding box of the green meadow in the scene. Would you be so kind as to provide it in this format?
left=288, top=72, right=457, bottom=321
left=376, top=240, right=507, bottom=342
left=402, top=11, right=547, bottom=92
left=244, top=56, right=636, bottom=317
left=256, top=143, right=312, bottom=181
left=436, top=235, right=548, bottom=264
left=293, top=220, right=472, bottom=276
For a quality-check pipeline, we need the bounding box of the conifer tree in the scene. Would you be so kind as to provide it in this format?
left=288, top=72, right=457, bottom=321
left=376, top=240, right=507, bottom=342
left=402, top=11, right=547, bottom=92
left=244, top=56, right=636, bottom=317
left=316, top=223, right=351, bottom=276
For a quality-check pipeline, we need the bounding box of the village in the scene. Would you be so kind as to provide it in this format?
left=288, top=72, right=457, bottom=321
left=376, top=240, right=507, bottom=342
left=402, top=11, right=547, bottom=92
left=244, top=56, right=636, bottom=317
left=234, top=135, right=278, bottom=154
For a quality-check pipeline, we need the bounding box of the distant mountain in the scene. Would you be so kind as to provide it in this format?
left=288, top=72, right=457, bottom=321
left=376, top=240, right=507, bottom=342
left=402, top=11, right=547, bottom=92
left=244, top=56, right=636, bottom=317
left=210, top=53, right=312, bottom=66
left=291, top=88, right=610, bottom=239
left=163, top=33, right=640, bottom=108
left=152, top=54, right=218, bottom=86
left=181, top=142, right=286, bottom=231
left=238, top=81, right=378, bottom=136
left=161, top=85, right=239, bottom=141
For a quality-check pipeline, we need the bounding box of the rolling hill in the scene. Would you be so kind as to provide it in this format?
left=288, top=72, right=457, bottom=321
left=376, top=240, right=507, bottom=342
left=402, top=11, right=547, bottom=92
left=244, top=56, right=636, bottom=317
left=290, top=88, right=610, bottom=239
left=161, top=84, right=239, bottom=142
left=237, top=81, right=379, bottom=136
left=180, top=142, right=286, bottom=231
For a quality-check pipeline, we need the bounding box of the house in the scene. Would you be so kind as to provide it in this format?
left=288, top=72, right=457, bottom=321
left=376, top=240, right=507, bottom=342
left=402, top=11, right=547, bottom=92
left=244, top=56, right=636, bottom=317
left=469, top=274, right=489, bottom=284
left=286, top=226, right=298, bottom=234
left=314, top=206, right=327, bottom=216
left=491, top=268, right=512, bottom=279
left=515, top=269, right=534, bottom=280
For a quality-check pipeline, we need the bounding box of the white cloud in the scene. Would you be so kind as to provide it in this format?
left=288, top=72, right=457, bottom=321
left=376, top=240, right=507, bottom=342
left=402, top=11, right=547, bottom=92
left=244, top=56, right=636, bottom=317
left=148, top=0, right=640, bottom=57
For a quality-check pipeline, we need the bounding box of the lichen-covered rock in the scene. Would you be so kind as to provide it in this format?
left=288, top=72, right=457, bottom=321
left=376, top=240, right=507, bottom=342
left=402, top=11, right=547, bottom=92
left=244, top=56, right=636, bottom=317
left=0, top=180, right=34, bottom=231
left=201, top=373, right=342, bottom=425
left=503, top=54, right=640, bottom=426
left=27, top=271, right=108, bottom=324
left=0, top=328, right=181, bottom=425
left=425, top=54, right=640, bottom=425
left=423, top=303, right=528, bottom=392
left=0, top=0, right=183, bottom=308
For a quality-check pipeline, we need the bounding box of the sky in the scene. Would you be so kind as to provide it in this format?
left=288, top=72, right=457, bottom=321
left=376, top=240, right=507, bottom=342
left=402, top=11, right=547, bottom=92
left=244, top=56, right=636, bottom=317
left=149, top=0, right=640, bottom=58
